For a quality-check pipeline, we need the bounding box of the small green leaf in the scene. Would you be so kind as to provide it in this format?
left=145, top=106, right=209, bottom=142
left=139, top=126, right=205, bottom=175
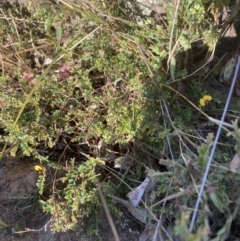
left=179, top=34, right=191, bottom=50
left=56, top=25, right=62, bottom=41
left=198, top=144, right=208, bottom=155
left=220, top=57, right=237, bottom=83
left=210, top=192, right=224, bottom=213
left=197, top=155, right=207, bottom=168
left=0, top=219, right=7, bottom=229
left=170, top=57, right=176, bottom=80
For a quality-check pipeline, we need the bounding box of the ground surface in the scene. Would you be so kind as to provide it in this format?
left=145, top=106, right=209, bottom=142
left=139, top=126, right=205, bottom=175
left=0, top=156, right=142, bottom=241
left=1, top=0, right=240, bottom=241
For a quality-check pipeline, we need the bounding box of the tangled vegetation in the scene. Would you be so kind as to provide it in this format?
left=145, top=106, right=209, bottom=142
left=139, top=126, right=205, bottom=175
left=0, top=0, right=240, bottom=240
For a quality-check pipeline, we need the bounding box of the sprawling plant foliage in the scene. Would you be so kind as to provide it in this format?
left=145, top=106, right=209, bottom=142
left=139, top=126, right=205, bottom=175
left=1, top=0, right=240, bottom=239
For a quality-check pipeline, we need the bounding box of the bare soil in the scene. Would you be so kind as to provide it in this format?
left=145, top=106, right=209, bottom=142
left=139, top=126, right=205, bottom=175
left=0, top=156, right=142, bottom=241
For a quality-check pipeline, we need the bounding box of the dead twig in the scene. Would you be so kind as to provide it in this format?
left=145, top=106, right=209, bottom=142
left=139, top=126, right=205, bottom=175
left=97, top=185, right=120, bottom=241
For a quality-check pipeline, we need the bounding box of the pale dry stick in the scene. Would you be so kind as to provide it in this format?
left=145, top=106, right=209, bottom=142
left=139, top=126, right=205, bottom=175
left=138, top=39, right=218, bottom=238
left=96, top=156, right=161, bottom=227
left=109, top=194, right=158, bottom=224
left=152, top=180, right=176, bottom=241
left=179, top=130, right=206, bottom=144
left=99, top=161, right=159, bottom=223
left=152, top=219, right=174, bottom=241
left=208, top=117, right=234, bottom=129
left=162, top=84, right=208, bottom=119
left=60, top=0, right=102, bottom=24
left=137, top=44, right=194, bottom=152
left=0, top=10, right=31, bottom=70
left=151, top=143, right=176, bottom=240
left=189, top=55, right=240, bottom=232
left=167, top=0, right=181, bottom=70
left=201, top=53, right=227, bottom=82
left=29, top=29, right=45, bottom=54
left=79, top=0, right=104, bottom=14
left=58, top=0, right=74, bottom=9
left=0, top=10, right=19, bottom=63
left=97, top=185, right=120, bottom=241
left=63, top=0, right=140, bottom=26
left=180, top=132, right=199, bottom=150
left=50, top=142, right=72, bottom=226
left=57, top=26, right=100, bottom=62
left=0, top=54, right=4, bottom=76
left=179, top=141, right=200, bottom=195
left=156, top=79, right=196, bottom=162
left=14, top=216, right=52, bottom=234
left=137, top=44, right=206, bottom=156
left=0, top=9, right=20, bottom=43
left=166, top=33, right=182, bottom=74
left=109, top=194, right=172, bottom=241
left=137, top=44, right=183, bottom=241
left=137, top=43, right=178, bottom=146
left=3, top=43, right=56, bottom=57
left=137, top=43, right=182, bottom=157
left=153, top=57, right=231, bottom=227
left=108, top=194, right=133, bottom=207
left=152, top=188, right=195, bottom=208
left=0, top=16, right=45, bottom=24
left=178, top=128, right=202, bottom=200
left=138, top=45, right=188, bottom=180
left=9, top=11, right=20, bottom=43
left=163, top=85, right=232, bottom=136
left=184, top=125, right=231, bottom=151
left=116, top=153, right=133, bottom=189
left=137, top=44, right=153, bottom=77
left=159, top=96, right=195, bottom=155
left=14, top=228, right=42, bottom=234
left=167, top=44, right=216, bottom=84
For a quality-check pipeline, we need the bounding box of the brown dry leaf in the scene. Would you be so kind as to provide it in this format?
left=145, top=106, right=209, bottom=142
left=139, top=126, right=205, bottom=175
left=230, top=153, right=240, bottom=173
left=126, top=205, right=146, bottom=223
left=0, top=54, right=15, bottom=75
left=139, top=223, right=157, bottom=241
left=127, top=177, right=150, bottom=207
left=108, top=194, right=146, bottom=223
left=219, top=56, right=237, bottom=83
left=23, top=71, right=36, bottom=86
left=58, top=63, right=71, bottom=82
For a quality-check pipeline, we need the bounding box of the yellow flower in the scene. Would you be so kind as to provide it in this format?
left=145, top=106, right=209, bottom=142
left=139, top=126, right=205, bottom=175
left=34, top=165, right=44, bottom=174
left=199, top=95, right=212, bottom=106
